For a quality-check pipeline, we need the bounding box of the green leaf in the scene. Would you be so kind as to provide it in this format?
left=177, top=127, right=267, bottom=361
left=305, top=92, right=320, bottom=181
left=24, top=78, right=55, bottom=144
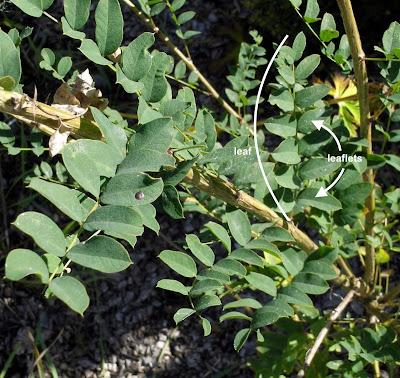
left=190, top=279, right=222, bottom=295
left=383, top=22, right=400, bottom=55
left=121, top=32, right=155, bottom=81
left=90, top=107, right=127, bottom=160
left=156, top=279, right=190, bottom=295
left=140, top=51, right=171, bottom=102
left=0, top=76, right=16, bottom=91
left=274, top=165, right=300, bottom=189
left=220, top=311, right=251, bottom=322
left=262, top=227, right=295, bottom=243
left=265, top=115, right=297, bottom=138
left=297, top=189, right=342, bottom=212
left=79, top=39, right=113, bottom=65
left=62, top=140, right=120, bottom=198
left=213, top=258, right=246, bottom=277
left=293, top=273, right=329, bottom=294
left=135, top=204, right=159, bottom=234
left=204, top=221, right=231, bottom=253
left=118, top=118, right=175, bottom=174
left=295, top=54, right=320, bottom=80
left=61, top=17, right=86, bottom=40
left=95, top=0, right=123, bottom=56
left=320, top=13, right=339, bottom=42
left=57, top=57, right=72, bottom=78
left=289, top=0, right=302, bottom=9
left=195, top=294, right=221, bottom=311
left=171, top=0, right=185, bottom=11
left=161, top=185, right=184, bottom=219
left=230, top=248, right=264, bottom=267
left=251, top=299, right=294, bottom=329
left=195, top=109, right=216, bottom=151
left=49, top=276, right=89, bottom=315
left=159, top=250, right=197, bottom=278
left=223, top=298, right=262, bottom=310
left=201, top=318, right=212, bottom=337
left=101, top=172, right=164, bottom=206
left=302, top=260, right=337, bottom=280
left=234, top=328, right=251, bottom=351
left=272, top=138, right=301, bottom=165
left=304, top=0, right=320, bottom=23
left=0, top=121, right=15, bottom=146
left=28, top=178, right=87, bottom=222
left=11, top=0, right=43, bottom=17
left=269, top=88, right=294, bottom=112
left=278, top=248, right=307, bottom=276
left=245, top=272, right=277, bottom=296
left=174, top=60, right=186, bottom=79
left=245, top=239, right=279, bottom=253
left=292, top=32, right=306, bottom=61
left=386, top=154, right=400, bottom=171
left=43, top=254, right=63, bottom=274
left=5, top=249, right=49, bottom=283
left=163, top=159, right=196, bottom=187
left=173, top=308, right=195, bottom=324
left=278, top=65, right=295, bottom=85
left=226, top=210, right=251, bottom=246
left=177, top=11, right=195, bottom=25
left=186, top=234, right=215, bottom=267
left=64, top=0, right=91, bottom=30
left=197, top=269, right=230, bottom=284
left=337, top=183, right=372, bottom=209
left=13, top=212, right=67, bottom=257
left=68, top=236, right=132, bottom=273
left=295, top=84, right=330, bottom=108
left=0, top=30, right=21, bottom=88
left=116, top=65, right=144, bottom=94
left=84, top=205, right=144, bottom=243
left=278, top=285, right=313, bottom=306
left=300, top=158, right=341, bottom=180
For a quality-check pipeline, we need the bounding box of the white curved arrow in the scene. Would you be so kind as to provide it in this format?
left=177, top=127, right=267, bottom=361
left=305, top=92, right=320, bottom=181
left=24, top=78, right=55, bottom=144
left=253, top=35, right=291, bottom=222
left=312, top=120, right=345, bottom=197
left=312, top=120, right=342, bottom=152
left=316, top=168, right=345, bottom=197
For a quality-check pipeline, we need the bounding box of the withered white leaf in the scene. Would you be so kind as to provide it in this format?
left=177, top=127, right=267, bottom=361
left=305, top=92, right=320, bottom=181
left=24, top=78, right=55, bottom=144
left=49, top=129, right=70, bottom=157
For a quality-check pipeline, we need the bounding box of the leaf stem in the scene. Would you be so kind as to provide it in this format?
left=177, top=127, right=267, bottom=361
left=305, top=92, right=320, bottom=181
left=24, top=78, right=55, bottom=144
left=364, top=56, right=400, bottom=62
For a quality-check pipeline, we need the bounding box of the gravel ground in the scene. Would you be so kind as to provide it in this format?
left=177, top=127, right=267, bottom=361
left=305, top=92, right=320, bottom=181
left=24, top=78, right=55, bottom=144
left=0, top=215, right=254, bottom=378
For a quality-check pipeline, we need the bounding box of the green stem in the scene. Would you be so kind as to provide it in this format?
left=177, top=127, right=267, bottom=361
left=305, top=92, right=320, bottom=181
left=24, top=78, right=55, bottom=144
left=337, top=0, right=375, bottom=288
left=364, top=57, right=400, bottom=62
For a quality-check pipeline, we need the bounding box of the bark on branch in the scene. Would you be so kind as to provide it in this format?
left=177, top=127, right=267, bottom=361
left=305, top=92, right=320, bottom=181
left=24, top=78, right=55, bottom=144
left=0, top=88, right=317, bottom=253
left=336, top=0, right=375, bottom=286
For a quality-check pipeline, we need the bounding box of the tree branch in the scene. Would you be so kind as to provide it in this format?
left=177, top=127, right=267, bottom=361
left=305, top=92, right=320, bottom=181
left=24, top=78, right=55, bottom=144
left=183, top=168, right=317, bottom=252
left=297, top=288, right=357, bottom=376
left=120, top=0, right=243, bottom=123
left=0, top=88, right=318, bottom=253
left=336, top=0, right=375, bottom=286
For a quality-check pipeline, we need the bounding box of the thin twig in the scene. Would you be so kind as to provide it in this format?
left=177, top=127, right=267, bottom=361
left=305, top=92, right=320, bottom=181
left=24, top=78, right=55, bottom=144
left=120, top=0, right=243, bottom=123
left=298, top=288, right=357, bottom=376
left=30, top=329, right=64, bottom=373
